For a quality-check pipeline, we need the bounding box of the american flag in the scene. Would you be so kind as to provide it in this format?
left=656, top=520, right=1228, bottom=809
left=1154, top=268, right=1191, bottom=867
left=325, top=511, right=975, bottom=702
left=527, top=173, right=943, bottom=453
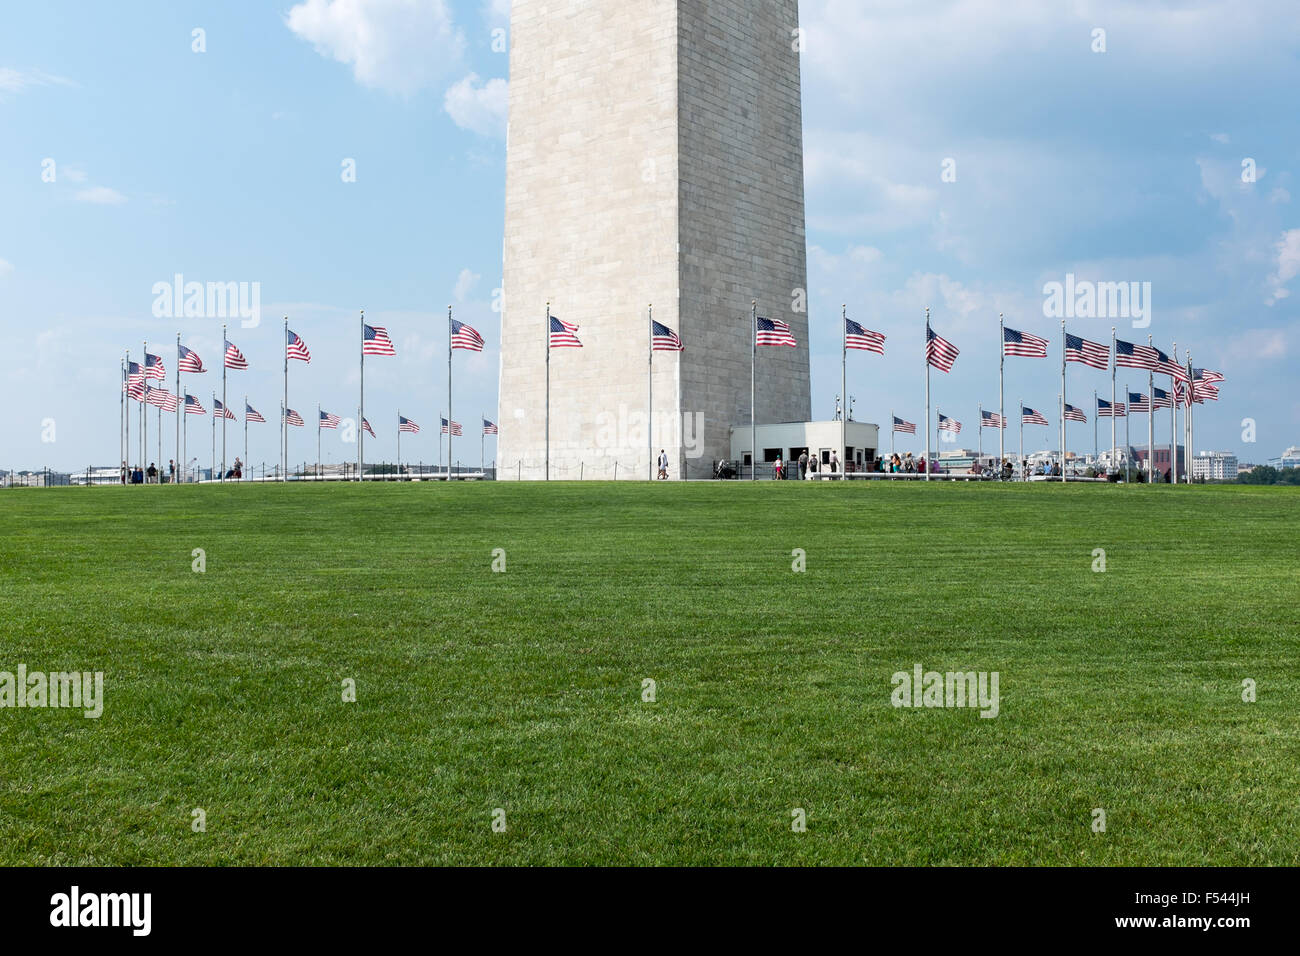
left=284, top=407, right=305, bottom=427
left=246, top=403, right=266, bottom=423
left=483, top=418, right=498, bottom=435
left=980, top=410, right=1006, bottom=429
left=756, top=316, right=797, bottom=347
left=1065, top=333, right=1110, bottom=370
left=363, top=324, right=397, bottom=356
left=1154, top=347, right=1188, bottom=383
left=1063, top=403, right=1087, bottom=423
left=893, top=416, right=916, bottom=435
left=184, top=394, right=205, bottom=415
left=1194, top=381, right=1220, bottom=401
left=124, top=362, right=146, bottom=400
left=938, top=414, right=962, bottom=434
left=399, top=416, right=420, bottom=434
left=1152, top=387, right=1173, bottom=409
left=1096, top=399, right=1125, bottom=418
left=319, top=410, right=341, bottom=429
left=146, top=386, right=179, bottom=411
left=451, top=319, right=485, bottom=352
left=926, top=324, right=960, bottom=372
left=1022, top=406, right=1049, bottom=426
left=845, top=318, right=886, bottom=354
left=1194, top=368, right=1224, bottom=384
left=145, top=352, right=166, bottom=380
left=286, top=329, right=311, bottom=362
left=213, top=398, right=236, bottom=420
left=1003, top=326, right=1048, bottom=358
left=652, top=320, right=684, bottom=352
left=549, top=316, right=582, bottom=348
left=223, top=339, right=248, bottom=369
left=1115, top=339, right=1159, bottom=370
left=441, top=417, right=463, bottom=436
left=177, top=344, right=205, bottom=373
left=362, top=417, right=376, bottom=438
left=1128, top=392, right=1151, bottom=413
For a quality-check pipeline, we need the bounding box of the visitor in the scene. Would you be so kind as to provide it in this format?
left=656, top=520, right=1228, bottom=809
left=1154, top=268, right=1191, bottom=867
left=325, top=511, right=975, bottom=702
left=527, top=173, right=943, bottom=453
left=829, top=451, right=840, bottom=477
left=773, top=455, right=783, bottom=480
left=806, top=455, right=819, bottom=480
left=918, top=456, right=927, bottom=474
left=657, top=449, right=669, bottom=480
left=798, top=451, right=808, bottom=480
left=147, top=462, right=158, bottom=483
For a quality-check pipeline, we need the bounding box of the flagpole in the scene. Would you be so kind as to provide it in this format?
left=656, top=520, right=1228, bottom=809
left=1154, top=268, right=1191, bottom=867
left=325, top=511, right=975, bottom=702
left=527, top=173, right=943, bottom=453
left=1093, top=389, right=1098, bottom=462
left=283, top=317, right=289, bottom=482
left=1190, top=356, right=1195, bottom=478
left=439, top=412, right=443, bottom=474
left=751, top=300, right=757, bottom=481
left=1110, top=326, right=1117, bottom=474
left=358, top=310, right=365, bottom=483
left=481, top=411, right=485, bottom=475
left=317, top=403, right=322, bottom=478
left=998, top=313, right=1005, bottom=471
left=397, top=409, right=402, bottom=475
left=1125, top=384, right=1131, bottom=483
left=978, top=404, right=983, bottom=463
left=1060, top=318, right=1066, bottom=482
left=447, top=306, right=454, bottom=481
left=841, top=304, right=848, bottom=478
left=1018, top=399, right=1024, bottom=482
left=648, top=303, right=653, bottom=481
left=182, top=392, right=187, bottom=483
left=244, top=394, right=249, bottom=481
left=545, top=302, right=551, bottom=482
left=143, top=340, right=150, bottom=479
left=175, top=332, right=181, bottom=485
left=924, top=308, right=931, bottom=482
left=1147, top=334, right=1155, bottom=485
left=221, top=325, right=229, bottom=481
left=211, top=391, right=216, bottom=481
left=1170, top=340, right=1178, bottom=484
left=891, top=409, right=895, bottom=459
left=119, top=356, right=125, bottom=482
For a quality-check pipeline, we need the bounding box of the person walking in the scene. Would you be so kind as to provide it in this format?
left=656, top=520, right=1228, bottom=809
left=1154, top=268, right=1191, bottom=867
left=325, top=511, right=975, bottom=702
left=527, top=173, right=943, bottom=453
left=657, top=449, right=669, bottom=480
left=773, top=455, right=784, bottom=480
left=798, top=451, right=809, bottom=480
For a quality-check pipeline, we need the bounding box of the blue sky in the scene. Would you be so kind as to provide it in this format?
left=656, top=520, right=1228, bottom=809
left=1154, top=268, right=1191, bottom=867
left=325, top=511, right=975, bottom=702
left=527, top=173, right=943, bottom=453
left=2, top=0, right=1297, bottom=471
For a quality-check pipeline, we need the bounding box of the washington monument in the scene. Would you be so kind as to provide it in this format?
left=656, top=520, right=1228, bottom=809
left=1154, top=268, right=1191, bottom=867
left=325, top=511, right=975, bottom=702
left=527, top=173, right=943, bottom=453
left=499, top=0, right=812, bottom=479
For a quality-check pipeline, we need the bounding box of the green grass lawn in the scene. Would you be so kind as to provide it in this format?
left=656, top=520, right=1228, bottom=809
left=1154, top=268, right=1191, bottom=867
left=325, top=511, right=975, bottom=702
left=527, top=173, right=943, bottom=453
left=0, top=480, right=1297, bottom=865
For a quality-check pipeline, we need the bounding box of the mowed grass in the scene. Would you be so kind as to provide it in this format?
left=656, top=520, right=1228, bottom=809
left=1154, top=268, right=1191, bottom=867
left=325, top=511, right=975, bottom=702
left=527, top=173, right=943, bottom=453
left=0, top=480, right=1297, bottom=866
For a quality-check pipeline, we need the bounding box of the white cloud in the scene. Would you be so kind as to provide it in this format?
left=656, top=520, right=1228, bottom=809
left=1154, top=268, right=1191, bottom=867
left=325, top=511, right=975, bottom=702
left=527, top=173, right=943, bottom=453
left=1270, top=187, right=1291, bottom=204
left=444, top=73, right=508, bottom=137
left=73, top=186, right=126, bottom=205
left=1266, top=229, right=1300, bottom=305
left=486, top=0, right=510, bottom=24
left=0, top=67, right=74, bottom=95
left=63, top=166, right=88, bottom=183
left=454, top=267, right=481, bottom=301
left=285, top=0, right=465, bottom=96
left=0, top=258, right=12, bottom=277
left=1210, top=132, right=1231, bottom=144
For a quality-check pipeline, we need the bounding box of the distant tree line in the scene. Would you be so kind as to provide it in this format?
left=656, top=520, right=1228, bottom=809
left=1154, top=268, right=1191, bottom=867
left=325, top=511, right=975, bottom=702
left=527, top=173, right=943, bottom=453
left=1237, top=466, right=1300, bottom=485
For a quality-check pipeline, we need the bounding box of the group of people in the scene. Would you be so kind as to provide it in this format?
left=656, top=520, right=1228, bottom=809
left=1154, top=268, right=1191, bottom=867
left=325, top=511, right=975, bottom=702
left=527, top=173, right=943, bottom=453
left=118, top=457, right=243, bottom=483
left=773, top=451, right=842, bottom=480
left=121, top=461, right=171, bottom=484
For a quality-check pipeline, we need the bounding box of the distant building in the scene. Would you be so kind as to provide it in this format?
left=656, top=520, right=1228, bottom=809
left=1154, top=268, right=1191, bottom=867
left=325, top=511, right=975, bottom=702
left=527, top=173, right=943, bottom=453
left=1266, top=446, right=1300, bottom=470
left=730, top=420, right=881, bottom=475
left=1130, top=444, right=1185, bottom=479
left=1191, top=451, right=1237, bottom=481
left=1237, top=462, right=1256, bottom=475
